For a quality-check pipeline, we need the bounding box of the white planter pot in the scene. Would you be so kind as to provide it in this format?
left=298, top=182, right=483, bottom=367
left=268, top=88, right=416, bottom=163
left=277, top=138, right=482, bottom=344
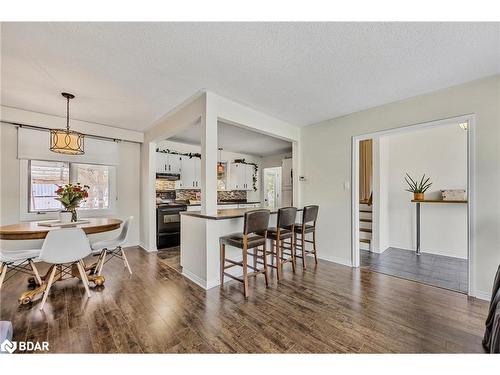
left=59, top=211, right=72, bottom=223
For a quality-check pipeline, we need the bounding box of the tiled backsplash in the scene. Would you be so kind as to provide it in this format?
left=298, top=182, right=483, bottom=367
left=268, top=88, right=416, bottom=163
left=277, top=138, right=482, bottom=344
left=155, top=179, right=176, bottom=191
left=218, top=190, right=247, bottom=201
left=156, top=179, right=248, bottom=201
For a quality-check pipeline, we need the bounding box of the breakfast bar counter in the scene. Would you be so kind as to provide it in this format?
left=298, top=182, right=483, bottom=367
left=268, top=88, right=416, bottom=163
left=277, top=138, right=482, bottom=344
left=180, top=207, right=302, bottom=289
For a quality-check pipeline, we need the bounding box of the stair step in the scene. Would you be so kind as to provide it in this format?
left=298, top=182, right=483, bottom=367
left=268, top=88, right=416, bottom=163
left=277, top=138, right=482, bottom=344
left=360, top=210, right=372, bottom=213
left=360, top=218, right=372, bottom=223
left=360, top=238, right=371, bottom=244
left=360, top=228, right=372, bottom=233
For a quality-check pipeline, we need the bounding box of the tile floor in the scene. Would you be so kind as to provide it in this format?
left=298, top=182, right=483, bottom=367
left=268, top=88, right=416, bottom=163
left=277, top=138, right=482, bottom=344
left=361, top=247, right=468, bottom=293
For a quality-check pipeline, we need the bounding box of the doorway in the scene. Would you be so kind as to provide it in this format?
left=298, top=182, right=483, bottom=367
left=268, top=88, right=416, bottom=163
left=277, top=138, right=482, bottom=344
left=351, top=115, right=475, bottom=295
left=263, top=167, right=282, bottom=209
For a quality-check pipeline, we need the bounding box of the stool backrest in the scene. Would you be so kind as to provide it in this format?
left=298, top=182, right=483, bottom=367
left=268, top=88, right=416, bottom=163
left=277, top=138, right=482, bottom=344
left=40, top=228, right=91, bottom=264
left=244, top=209, right=270, bottom=235
left=302, top=205, right=319, bottom=225
left=277, top=207, right=297, bottom=229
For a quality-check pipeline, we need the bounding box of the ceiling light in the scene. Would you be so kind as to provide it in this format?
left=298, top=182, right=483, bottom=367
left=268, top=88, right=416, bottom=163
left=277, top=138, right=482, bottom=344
left=459, top=122, right=468, bottom=131
left=50, top=92, right=85, bottom=155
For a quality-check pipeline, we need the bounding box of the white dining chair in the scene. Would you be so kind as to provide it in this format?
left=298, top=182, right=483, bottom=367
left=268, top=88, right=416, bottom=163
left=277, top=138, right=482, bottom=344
left=0, top=249, right=42, bottom=290
left=91, top=216, right=133, bottom=275
left=39, top=228, right=92, bottom=310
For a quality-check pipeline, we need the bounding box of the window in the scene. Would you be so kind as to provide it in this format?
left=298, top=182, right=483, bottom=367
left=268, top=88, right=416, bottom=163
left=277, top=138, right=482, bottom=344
left=29, top=160, right=69, bottom=212
left=73, top=164, right=110, bottom=209
left=26, top=160, right=112, bottom=214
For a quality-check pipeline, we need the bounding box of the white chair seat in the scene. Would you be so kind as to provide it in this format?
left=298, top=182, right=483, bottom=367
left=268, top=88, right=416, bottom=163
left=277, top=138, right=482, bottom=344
left=0, top=249, right=41, bottom=263
left=91, top=239, right=122, bottom=253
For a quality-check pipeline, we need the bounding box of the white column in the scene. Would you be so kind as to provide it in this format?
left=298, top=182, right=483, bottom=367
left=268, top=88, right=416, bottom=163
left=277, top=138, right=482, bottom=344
left=200, top=92, right=218, bottom=215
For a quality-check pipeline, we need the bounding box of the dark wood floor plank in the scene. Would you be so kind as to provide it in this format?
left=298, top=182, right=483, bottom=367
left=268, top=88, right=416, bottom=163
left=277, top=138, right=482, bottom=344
left=0, top=246, right=489, bottom=353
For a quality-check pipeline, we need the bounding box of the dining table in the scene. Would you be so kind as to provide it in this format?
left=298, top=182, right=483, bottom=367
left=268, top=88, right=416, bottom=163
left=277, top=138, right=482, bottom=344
left=0, top=217, right=122, bottom=305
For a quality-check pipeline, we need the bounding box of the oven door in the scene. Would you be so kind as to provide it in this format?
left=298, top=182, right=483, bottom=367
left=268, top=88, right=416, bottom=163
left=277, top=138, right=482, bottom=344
left=156, top=207, right=185, bottom=248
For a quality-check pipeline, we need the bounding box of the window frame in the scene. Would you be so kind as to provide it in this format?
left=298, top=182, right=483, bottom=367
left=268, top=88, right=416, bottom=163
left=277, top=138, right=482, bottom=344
left=20, top=159, right=117, bottom=222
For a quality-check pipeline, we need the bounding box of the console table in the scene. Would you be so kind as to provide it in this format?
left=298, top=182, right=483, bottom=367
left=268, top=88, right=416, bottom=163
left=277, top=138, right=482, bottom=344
left=411, top=199, right=467, bottom=255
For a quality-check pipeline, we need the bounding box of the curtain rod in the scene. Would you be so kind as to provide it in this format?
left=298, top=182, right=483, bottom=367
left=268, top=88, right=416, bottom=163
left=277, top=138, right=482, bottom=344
left=1, top=120, right=142, bottom=144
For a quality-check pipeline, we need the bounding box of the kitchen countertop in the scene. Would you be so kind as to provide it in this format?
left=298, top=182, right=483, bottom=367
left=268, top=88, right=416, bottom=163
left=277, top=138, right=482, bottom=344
left=186, top=201, right=261, bottom=206
left=181, top=207, right=302, bottom=220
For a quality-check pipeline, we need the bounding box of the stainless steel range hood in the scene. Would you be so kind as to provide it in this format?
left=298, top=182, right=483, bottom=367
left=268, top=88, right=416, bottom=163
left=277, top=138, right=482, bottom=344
left=156, top=173, right=180, bottom=181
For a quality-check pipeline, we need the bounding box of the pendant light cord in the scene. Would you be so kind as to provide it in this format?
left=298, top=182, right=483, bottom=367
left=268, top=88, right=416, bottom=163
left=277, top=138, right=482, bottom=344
left=66, top=95, right=70, bottom=131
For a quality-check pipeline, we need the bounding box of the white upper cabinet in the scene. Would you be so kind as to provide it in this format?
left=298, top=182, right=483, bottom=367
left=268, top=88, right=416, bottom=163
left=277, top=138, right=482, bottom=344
left=178, top=155, right=201, bottom=189
left=156, top=152, right=182, bottom=174
left=167, top=154, right=182, bottom=174
left=155, top=152, right=167, bottom=173
left=229, top=163, right=254, bottom=191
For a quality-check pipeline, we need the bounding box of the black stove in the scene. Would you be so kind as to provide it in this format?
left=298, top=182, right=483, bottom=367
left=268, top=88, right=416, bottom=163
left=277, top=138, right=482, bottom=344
left=156, top=201, right=187, bottom=249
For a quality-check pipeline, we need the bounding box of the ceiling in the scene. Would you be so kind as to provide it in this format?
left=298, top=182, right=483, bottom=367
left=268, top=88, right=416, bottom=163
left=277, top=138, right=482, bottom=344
left=169, top=121, right=292, bottom=157
left=1, top=22, right=499, bottom=130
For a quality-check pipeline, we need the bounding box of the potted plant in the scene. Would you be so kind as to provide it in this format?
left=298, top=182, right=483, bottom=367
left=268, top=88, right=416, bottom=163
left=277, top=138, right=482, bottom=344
left=404, top=173, right=432, bottom=201
left=55, top=183, right=89, bottom=223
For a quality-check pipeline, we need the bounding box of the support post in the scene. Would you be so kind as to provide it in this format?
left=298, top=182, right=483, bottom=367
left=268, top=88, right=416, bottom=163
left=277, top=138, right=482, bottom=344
left=201, top=92, right=218, bottom=215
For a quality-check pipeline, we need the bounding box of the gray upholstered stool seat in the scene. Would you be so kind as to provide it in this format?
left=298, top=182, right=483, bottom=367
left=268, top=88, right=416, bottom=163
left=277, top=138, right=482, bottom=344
left=220, top=233, right=266, bottom=248
left=267, top=227, right=293, bottom=240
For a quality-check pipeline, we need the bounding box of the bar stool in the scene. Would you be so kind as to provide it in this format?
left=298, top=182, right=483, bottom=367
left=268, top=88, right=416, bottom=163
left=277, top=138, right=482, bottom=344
left=294, top=205, right=319, bottom=269
left=219, top=209, right=271, bottom=298
left=267, top=207, right=297, bottom=281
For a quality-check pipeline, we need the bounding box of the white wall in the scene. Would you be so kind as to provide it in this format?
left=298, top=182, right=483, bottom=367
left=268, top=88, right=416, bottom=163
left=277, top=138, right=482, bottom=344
left=0, top=122, right=141, bottom=251
left=384, top=124, right=467, bottom=258
left=157, top=139, right=263, bottom=202
left=371, top=137, right=390, bottom=253
left=300, top=74, right=500, bottom=299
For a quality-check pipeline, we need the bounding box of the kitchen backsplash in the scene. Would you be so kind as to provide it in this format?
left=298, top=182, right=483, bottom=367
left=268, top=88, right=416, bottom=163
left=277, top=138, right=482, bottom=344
left=218, top=190, right=247, bottom=201
left=174, top=189, right=247, bottom=201
left=156, top=179, right=248, bottom=201
left=155, top=179, right=176, bottom=191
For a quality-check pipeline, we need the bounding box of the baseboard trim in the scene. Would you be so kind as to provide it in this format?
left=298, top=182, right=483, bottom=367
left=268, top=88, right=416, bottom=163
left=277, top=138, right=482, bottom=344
left=181, top=268, right=208, bottom=290
left=317, top=255, right=352, bottom=267
left=472, top=290, right=491, bottom=301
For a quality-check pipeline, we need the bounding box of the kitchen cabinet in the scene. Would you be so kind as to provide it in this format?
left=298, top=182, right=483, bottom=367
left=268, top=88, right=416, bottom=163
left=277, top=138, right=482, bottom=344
left=156, top=152, right=182, bottom=174
left=229, top=163, right=254, bottom=191
left=178, top=155, right=201, bottom=189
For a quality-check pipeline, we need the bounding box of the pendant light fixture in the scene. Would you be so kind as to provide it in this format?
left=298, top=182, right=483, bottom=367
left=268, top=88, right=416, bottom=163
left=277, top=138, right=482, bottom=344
left=217, top=147, right=224, bottom=174
left=50, top=92, right=85, bottom=155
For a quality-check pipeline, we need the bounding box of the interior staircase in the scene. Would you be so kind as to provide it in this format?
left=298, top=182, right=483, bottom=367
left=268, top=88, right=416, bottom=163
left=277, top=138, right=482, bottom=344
left=359, top=201, right=372, bottom=250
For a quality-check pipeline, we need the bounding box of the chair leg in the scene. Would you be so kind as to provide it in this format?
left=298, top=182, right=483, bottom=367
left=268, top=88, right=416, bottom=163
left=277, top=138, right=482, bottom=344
left=97, top=249, right=107, bottom=276
left=242, top=245, right=249, bottom=298
left=220, top=242, right=225, bottom=287
left=0, top=263, right=7, bottom=290
left=312, top=230, right=318, bottom=265
left=302, top=234, right=307, bottom=270
left=291, top=236, right=296, bottom=273
left=253, top=247, right=257, bottom=270
left=262, top=243, right=269, bottom=287
left=275, top=238, right=281, bottom=281
left=77, top=261, right=91, bottom=298
left=40, top=265, right=57, bottom=310
left=29, top=260, right=42, bottom=285
left=120, top=247, right=133, bottom=274
left=271, top=240, right=275, bottom=266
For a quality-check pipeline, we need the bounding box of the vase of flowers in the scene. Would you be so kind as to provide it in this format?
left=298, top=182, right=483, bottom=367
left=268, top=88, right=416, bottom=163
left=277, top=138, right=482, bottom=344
left=55, top=183, right=89, bottom=222
left=404, top=173, right=432, bottom=201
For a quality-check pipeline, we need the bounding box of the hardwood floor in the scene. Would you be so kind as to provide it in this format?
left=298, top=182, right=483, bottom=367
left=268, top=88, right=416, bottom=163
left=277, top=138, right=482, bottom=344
left=0, top=246, right=488, bottom=353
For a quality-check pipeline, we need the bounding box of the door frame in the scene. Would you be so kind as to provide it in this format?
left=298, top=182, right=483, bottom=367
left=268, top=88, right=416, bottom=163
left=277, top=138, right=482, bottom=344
left=351, top=114, right=476, bottom=296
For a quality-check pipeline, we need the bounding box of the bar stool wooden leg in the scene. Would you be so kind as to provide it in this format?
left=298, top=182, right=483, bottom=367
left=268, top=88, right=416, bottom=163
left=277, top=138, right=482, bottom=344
left=291, top=236, right=297, bottom=273
left=301, top=233, right=307, bottom=270
left=312, top=230, right=318, bottom=264
left=262, top=243, right=269, bottom=287
left=253, top=247, right=257, bottom=270
left=270, top=240, right=275, bottom=266
left=242, top=243, right=249, bottom=298
left=220, top=242, right=225, bottom=286
left=275, top=237, right=281, bottom=281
